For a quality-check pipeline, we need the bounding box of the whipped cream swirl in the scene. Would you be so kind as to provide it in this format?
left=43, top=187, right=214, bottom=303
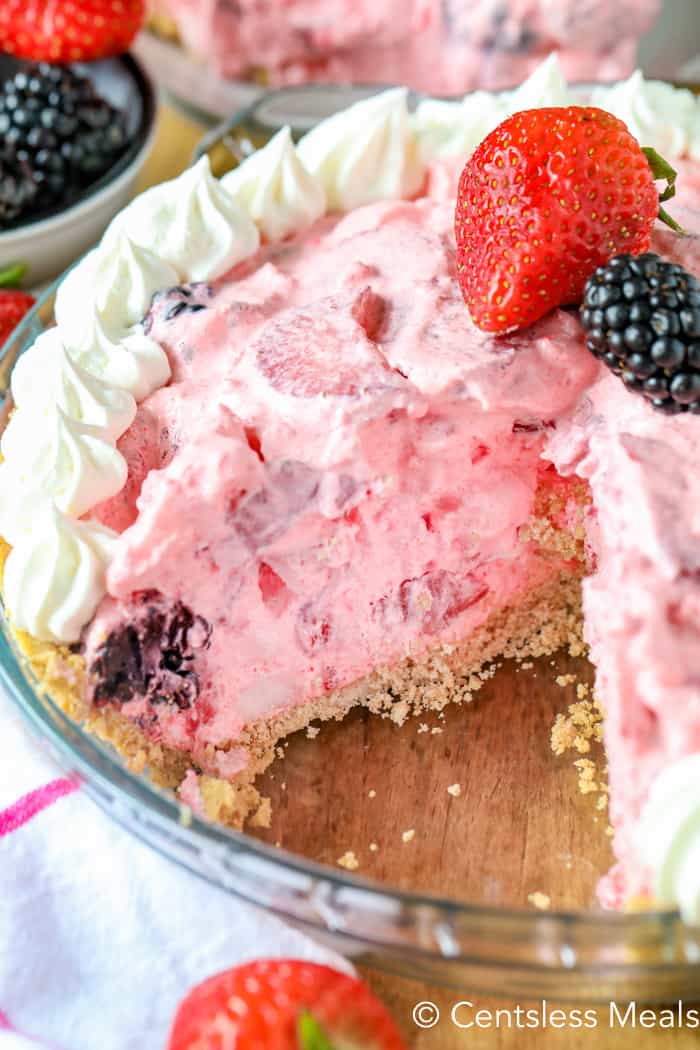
left=222, top=126, right=326, bottom=242
left=412, top=93, right=505, bottom=163
left=636, top=754, right=700, bottom=926
left=297, top=88, right=424, bottom=210
left=412, top=55, right=572, bottom=163
left=55, top=235, right=175, bottom=402
left=109, top=156, right=260, bottom=281
left=0, top=408, right=126, bottom=546
left=501, top=52, right=574, bottom=114
left=3, top=507, right=118, bottom=644
left=11, top=328, right=136, bottom=442
left=592, top=71, right=700, bottom=160
left=412, top=55, right=700, bottom=166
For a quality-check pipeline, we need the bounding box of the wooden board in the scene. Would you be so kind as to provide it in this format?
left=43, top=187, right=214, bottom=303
left=250, top=650, right=609, bottom=910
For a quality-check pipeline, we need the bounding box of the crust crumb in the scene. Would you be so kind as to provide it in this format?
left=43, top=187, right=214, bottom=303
left=552, top=687, right=609, bottom=815
left=249, top=796, right=272, bottom=828
left=528, top=891, right=552, bottom=910
left=573, top=758, right=599, bottom=794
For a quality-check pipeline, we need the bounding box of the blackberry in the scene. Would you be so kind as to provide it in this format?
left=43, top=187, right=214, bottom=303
left=0, top=62, right=130, bottom=229
left=581, top=253, right=700, bottom=415
left=90, top=591, right=212, bottom=712
left=144, top=283, right=213, bottom=333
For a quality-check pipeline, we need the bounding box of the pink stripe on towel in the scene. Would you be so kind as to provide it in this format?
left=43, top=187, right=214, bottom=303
left=0, top=778, right=78, bottom=837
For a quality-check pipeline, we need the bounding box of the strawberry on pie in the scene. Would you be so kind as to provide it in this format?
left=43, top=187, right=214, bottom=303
left=4, top=61, right=700, bottom=924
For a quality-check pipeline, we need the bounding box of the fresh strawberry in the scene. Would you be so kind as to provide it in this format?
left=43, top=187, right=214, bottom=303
left=0, top=0, right=146, bottom=63
left=455, top=106, right=679, bottom=333
left=0, top=276, right=34, bottom=347
left=167, top=960, right=407, bottom=1050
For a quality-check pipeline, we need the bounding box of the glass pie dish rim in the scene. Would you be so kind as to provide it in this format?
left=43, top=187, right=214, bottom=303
left=2, top=197, right=700, bottom=1001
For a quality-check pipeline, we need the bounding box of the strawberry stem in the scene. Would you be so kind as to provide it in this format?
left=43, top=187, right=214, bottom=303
left=642, top=147, right=685, bottom=233
left=0, top=262, right=27, bottom=289
left=658, top=205, right=685, bottom=233
left=298, top=1011, right=336, bottom=1050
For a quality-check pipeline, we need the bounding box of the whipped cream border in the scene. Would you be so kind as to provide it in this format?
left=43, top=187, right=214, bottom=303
left=4, top=56, right=700, bottom=642
left=636, top=754, right=700, bottom=927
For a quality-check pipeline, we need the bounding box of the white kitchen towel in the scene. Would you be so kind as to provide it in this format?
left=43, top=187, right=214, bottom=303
left=0, top=702, right=350, bottom=1050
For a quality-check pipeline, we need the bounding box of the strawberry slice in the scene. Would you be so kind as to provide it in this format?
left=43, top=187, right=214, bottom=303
left=455, top=105, right=679, bottom=334
left=167, top=960, right=407, bottom=1050
left=0, top=0, right=145, bottom=63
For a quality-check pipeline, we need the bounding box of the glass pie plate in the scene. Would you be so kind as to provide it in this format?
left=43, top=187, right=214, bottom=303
left=3, top=96, right=700, bottom=1004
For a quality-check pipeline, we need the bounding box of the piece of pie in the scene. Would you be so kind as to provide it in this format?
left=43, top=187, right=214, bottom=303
left=145, top=0, right=659, bottom=95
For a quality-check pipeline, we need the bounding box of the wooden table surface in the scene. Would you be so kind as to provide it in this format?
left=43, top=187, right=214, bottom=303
left=138, top=98, right=700, bottom=1049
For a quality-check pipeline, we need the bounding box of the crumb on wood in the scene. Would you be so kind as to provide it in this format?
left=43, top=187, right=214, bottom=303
left=447, top=783, right=462, bottom=798
left=555, top=673, right=576, bottom=687
left=417, top=723, right=429, bottom=734
left=551, top=691, right=608, bottom=812
left=402, top=828, right=415, bottom=843
left=369, top=842, right=379, bottom=853
left=368, top=789, right=376, bottom=799
left=573, top=758, right=598, bottom=794
left=528, top=891, right=551, bottom=910
left=337, top=850, right=360, bottom=871
left=431, top=726, right=443, bottom=735
left=306, top=725, right=320, bottom=739
left=390, top=699, right=410, bottom=725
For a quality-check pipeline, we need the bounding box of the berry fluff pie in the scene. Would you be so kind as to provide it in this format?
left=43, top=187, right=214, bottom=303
left=3, top=57, right=700, bottom=924
left=147, top=0, right=659, bottom=95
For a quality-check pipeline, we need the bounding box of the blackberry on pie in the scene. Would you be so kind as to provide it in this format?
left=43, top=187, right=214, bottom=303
left=581, top=253, right=700, bottom=415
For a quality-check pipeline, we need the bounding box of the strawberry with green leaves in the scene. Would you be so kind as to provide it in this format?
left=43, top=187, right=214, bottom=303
left=167, top=959, right=407, bottom=1050
left=0, top=264, right=34, bottom=349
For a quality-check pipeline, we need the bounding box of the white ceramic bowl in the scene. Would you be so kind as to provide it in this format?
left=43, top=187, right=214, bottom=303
left=0, top=54, right=157, bottom=286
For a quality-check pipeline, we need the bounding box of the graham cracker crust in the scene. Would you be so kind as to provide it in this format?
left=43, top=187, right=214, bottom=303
left=0, top=474, right=589, bottom=830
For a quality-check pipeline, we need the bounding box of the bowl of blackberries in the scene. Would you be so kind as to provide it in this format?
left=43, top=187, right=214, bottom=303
left=0, top=54, right=156, bottom=284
